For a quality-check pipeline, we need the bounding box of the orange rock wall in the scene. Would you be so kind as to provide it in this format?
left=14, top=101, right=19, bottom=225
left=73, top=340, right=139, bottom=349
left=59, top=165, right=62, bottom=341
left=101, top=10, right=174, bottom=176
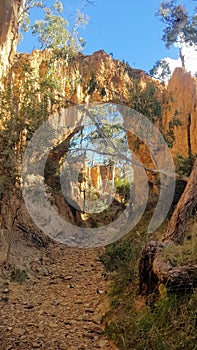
left=90, top=165, right=118, bottom=190
left=162, top=68, right=197, bottom=157
left=5, top=48, right=197, bottom=161
left=12, top=49, right=155, bottom=105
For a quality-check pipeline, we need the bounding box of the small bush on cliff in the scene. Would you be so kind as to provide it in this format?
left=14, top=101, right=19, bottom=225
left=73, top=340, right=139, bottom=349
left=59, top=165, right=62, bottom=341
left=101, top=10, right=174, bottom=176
left=114, top=178, right=132, bottom=203
left=174, top=154, right=197, bottom=177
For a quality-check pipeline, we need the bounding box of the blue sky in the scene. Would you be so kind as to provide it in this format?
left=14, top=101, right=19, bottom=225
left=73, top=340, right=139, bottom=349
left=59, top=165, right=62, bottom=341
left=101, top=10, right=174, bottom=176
left=18, top=0, right=197, bottom=73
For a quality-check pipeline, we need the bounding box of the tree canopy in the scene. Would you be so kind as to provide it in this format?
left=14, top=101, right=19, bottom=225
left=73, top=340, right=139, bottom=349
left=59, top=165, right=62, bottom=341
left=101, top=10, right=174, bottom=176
left=149, top=59, right=171, bottom=81
left=19, top=0, right=89, bottom=53
left=157, top=1, right=197, bottom=67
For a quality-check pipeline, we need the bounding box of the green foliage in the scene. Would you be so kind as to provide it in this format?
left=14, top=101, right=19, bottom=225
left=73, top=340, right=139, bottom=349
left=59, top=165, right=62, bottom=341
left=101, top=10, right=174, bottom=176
left=103, top=225, right=197, bottom=350
left=149, top=59, right=171, bottom=81
left=22, top=0, right=45, bottom=11
left=0, top=56, right=67, bottom=194
left=174, top=154, right=197, bottom=177
left=163, top=112, right=182, bottom=148
left=68, top=103, right=130, bottom=171
left=157, top=1, right=197, bottom=48
left=101, top=195, right=197, bottom=350
left=87, top=73, right=98, bottom=95
left=10, top=267, right=28, bottom=284
left=100, top=239, right=133, bottom=272
left=19, top=0, right=88, bottom=54
left=130, top=81, right=162, bottom=122
left=106, top=287, right=197, bottom=350
left=100, top=209, right=155, bottom=303
left=157, top=1, right=197, bottom=66
left=162, top=221, right=197, bottom=266
left=100, top=206, right=157, bottom=292
left=123, top=61, right=162, bottom=123
left=18, top=1, right=45, bottom=40
left=114, top=178, right=131, bottom=203
left=128, top=81, right=162, bottom=152
left=31, top=1, right=88, bottom=52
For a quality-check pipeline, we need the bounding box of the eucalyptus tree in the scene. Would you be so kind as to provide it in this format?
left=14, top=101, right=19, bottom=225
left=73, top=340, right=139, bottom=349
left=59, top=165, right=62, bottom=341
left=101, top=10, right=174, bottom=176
left=149, top=59, right=171, bottom=81
left=157, top=1, right=197, bottom=67
left=19, top=0, right=88, bottom=54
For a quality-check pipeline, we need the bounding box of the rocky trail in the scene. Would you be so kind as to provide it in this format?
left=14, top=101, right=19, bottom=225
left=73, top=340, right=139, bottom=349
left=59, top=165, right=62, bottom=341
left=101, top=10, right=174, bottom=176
left=0, top=243, right=117, bottom=350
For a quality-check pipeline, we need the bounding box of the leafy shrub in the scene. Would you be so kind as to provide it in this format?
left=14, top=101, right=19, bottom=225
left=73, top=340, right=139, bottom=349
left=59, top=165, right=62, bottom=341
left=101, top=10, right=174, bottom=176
left=100, top=239, right=133, bottom=272
left=174, top=154, right=197, bottom=177
left=10, top=268, right=28, bottom=284
left=114, top=178, right=132, bottom=203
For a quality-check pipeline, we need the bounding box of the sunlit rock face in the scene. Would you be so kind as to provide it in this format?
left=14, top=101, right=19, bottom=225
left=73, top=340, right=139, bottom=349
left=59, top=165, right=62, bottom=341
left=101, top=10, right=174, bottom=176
left=163, top=67, right=197, bottom=157
left=2, top=39, right=197, bottom=160
left=12, top=49, right=155, bottom=105
left=0, top=0, right=196, bottom=160
left=5, top=50, right=195, bottom=213
left=11, top=49, right=163, bottom=172
left=0, top=0, right=22, bottom=80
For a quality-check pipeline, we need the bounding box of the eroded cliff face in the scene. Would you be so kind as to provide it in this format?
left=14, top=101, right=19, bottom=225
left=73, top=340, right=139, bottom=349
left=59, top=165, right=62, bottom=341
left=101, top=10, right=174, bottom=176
left=12, top=49, right=155, bottom=105
left=11, top=49, right=163, bottom=177
left=0, top=0, right=196, bottom=158
left=13, top=50, right=197, bottom=159
left=1, top=45, right=197, bottom=253
left=163, top=68, right=197, bottom=157
left=9, top=50, right=197, bottom=194
left=0, top=0, right=22, bottom=80
left=4, top=48, right=197, bottom=161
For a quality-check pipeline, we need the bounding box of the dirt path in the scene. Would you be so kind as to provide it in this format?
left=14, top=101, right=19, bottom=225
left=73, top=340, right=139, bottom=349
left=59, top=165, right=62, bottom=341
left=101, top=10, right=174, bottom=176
left=0, top=245, right=117, bottom=350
